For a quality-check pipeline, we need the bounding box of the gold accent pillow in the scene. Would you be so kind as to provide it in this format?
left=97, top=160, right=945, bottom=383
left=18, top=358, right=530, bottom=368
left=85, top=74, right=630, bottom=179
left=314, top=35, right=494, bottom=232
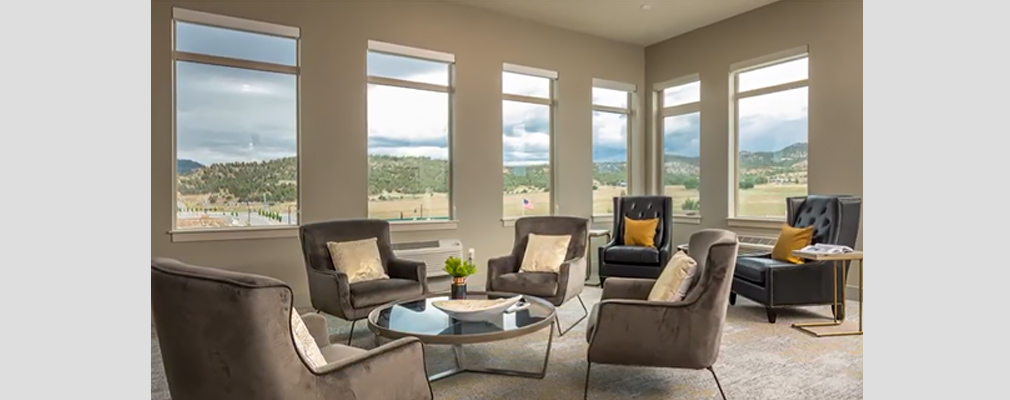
left=771, top=224, right=815, bottom=264
left=325, top=238, right=390, bottom=283
left=519, top=233, right=572, bottom=273
left=290, top=311, right=327, bottom=371
left=623, top=217, right=659, bottom=247
left=648, top=250, right=698, bottom=302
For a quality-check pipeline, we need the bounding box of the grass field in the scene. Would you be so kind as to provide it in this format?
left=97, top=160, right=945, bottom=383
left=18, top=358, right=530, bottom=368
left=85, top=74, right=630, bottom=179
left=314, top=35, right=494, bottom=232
left=366, top=183, right=806, bottom=220
left=177, top=183, right=807, bottom=225
left=737, top=184, right=807, bottom=218
left=366, top=191, right=555, bottom=220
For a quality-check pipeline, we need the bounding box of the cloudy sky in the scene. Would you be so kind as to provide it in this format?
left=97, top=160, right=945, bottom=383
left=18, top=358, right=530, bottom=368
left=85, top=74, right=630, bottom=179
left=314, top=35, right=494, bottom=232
left=175, top=20, right=806, bottom=167
left=661, top=62, right=808, bottom=157
left=175, top=22, right=297, bottom=165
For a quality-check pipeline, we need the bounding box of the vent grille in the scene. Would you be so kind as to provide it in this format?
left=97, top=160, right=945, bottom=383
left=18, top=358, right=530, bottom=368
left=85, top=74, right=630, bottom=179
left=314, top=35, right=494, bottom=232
left=737, top=234, right=776, bottom=256
left=391, top=239, right=462, bottom=279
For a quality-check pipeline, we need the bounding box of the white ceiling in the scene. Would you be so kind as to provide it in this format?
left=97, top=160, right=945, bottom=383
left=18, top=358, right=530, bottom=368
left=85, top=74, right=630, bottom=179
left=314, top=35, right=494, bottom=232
left=444, top=0, right=780, bottom=46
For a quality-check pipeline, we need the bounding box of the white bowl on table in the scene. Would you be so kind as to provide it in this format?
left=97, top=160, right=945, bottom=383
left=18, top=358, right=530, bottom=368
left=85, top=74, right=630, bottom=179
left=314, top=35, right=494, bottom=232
left=431, top=295, right=528, bottom=322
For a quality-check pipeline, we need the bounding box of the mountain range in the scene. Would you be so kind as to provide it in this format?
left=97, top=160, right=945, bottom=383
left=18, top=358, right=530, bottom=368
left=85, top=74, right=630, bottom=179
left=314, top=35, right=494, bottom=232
left=176, top=142, right=806, bottom=202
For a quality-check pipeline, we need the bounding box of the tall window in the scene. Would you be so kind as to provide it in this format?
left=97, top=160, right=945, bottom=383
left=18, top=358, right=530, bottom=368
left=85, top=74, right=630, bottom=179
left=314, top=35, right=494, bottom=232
left=172, top=9, right=299, bottom=230
left=731, top=49, right=808, bottom=219
left=659, top=76, right=701, bottom=216
left=367, top=41, right=453, bottom=221
left=591, top=79, right=633, bottom=216
left=502, top=64, right=557, bottom=218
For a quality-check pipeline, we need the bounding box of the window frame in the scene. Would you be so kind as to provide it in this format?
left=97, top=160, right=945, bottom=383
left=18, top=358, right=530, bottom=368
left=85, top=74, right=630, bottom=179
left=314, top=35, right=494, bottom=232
left=591, top=78, right=635, bottom=220
left=501, top=63, right=558, bottom=224
left=169, top=8, right=302, bottom=242
left=365, top=41, right=457, bottom=228
left=728, top=46, right=809, bottom=222
left=654, top=74, right=702, bottom=222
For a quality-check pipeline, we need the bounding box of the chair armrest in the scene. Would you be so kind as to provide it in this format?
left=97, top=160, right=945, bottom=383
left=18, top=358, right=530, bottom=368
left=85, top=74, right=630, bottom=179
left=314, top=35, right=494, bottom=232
left=486, top=255, right=518, bottom=290
left=601, top=277, right=655, bottom=300
left=306, top=269, right=353, bottom=318
left=588, top=299, right=711, bottom=368
left=387, top=258, right=429, bottom=293
left=769, top=259, right=848, bottom=305
left=313, top=337, right=432, bottom=399
left=555, top=256, right=587, bottom=303
left=658, top=237, right=673, bottom=266
left=300, top=313, right=330, bottom=347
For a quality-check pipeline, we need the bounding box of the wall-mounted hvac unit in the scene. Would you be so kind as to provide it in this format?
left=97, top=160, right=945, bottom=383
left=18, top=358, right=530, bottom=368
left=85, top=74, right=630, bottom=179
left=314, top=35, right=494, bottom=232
left=391, top=239, right=463, bottom=279
left=736, top=234, right=777, bottom=256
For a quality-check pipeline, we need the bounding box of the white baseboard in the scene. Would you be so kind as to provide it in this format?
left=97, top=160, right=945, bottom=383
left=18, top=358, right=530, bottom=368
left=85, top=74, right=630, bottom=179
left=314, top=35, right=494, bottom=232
left=846, top=285, right=861, bottom=302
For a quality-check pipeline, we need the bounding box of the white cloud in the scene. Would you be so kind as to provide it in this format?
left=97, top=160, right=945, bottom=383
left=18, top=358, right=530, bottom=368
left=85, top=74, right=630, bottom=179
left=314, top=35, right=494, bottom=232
left=592, top=111, right=627, bottom=146
left=503, top=72, right=550, bottom=98
left=367, top=84, right=448, bottom=142
left=369, top=146, right=447, bottom=159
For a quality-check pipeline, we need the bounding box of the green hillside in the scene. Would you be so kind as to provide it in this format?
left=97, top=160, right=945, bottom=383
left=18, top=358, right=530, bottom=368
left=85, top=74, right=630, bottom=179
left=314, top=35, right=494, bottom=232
left=177, top=157, right=296, bottom=203
left=176, top=142, right=806, bottom=201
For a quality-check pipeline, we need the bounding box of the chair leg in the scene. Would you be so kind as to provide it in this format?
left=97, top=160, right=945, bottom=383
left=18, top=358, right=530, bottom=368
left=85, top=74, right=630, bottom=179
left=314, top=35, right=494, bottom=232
left=346, top=319, right=357, bottom=346
left=707, top=366, right=727, bottom=400
left=583, top=362, right=592, bottom=400
left=765, top=307, right=777, bottom=324
left=729, top=292, right=737, bottom=306
left=555, top=295, right=589, bottom=337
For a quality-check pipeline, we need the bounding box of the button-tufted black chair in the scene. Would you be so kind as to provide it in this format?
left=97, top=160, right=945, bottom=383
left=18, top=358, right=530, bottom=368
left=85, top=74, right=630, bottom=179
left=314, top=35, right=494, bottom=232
left=598, top=196, right=674, bottom=283
left=730, top=195, right=862, bottom=323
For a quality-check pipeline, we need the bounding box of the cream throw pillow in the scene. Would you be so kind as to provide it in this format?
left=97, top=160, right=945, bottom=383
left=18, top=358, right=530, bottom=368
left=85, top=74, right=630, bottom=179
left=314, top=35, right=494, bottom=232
left=290, top=311, right=327, bottom=371
left=519, top=233, right=572, bottom=273
left=325, top=238, right=389, bottom=283
left=647, top=251, right=698, bottom=302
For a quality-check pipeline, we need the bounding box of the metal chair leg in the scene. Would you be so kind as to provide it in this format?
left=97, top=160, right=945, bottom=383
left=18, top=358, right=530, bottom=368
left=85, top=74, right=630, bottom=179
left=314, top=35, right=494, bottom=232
left=555, top=295, right=589, bottom=337
left=346, top=319, right=357, bottom=346
left=583, top=362, right=592, bottom=400
left=707, top=366, right=727, bottom=400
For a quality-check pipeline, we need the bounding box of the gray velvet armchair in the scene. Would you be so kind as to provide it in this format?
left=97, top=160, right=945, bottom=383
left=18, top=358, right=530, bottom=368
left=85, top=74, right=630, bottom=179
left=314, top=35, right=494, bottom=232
left=486, top=215, right=589, bottom=336
left=585, top=229, right=739, bottom=400
left=151, top=258, right=433, bottom=400
left=300, top=219, right=428, bottom=344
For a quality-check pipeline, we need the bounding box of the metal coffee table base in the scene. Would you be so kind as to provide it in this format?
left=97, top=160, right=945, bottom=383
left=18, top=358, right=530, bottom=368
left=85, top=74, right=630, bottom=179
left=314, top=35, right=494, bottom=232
left=428, top=321, right=555, bottom=382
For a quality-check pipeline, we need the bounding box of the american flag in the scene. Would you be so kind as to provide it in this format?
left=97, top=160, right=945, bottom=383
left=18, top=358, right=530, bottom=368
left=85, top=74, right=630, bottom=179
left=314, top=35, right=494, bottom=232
left=522, top=198, right=534, bottom=210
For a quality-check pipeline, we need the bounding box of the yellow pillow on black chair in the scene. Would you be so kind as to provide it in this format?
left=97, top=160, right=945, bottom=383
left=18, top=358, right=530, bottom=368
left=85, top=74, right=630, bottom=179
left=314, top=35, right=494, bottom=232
left=771, top=224, right=815, bottom=264
left=623, top=217, right=659, bottom=248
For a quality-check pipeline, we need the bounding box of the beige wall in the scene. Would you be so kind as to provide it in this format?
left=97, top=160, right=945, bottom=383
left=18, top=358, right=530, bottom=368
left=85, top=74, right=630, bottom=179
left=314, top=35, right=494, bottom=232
left=644, top=0, right=863, bottom=293
left=151, top=1, right=645, bottom=307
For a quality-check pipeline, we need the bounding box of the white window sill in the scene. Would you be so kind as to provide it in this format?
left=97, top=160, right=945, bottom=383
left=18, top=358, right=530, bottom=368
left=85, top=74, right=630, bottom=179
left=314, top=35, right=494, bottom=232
left=170, top=226, right=299, bottom=243
left=591, top=215, right=613, bottom=224
left=673, top=215, right=702, bottom=225
left=501, top=217, right=519, bottom=227
left=389, top=220, right=459, bottom=232
left=726, top=217, right=786, bottom=230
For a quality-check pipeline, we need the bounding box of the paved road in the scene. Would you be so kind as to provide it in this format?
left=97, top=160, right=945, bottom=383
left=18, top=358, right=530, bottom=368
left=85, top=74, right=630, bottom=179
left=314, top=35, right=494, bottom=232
left=177, top=210, right=297, bottom=227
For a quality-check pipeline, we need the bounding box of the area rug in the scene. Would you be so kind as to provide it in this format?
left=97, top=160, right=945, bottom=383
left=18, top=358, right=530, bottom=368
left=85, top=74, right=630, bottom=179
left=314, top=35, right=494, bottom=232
left=151, top=287, right=862, bottom=399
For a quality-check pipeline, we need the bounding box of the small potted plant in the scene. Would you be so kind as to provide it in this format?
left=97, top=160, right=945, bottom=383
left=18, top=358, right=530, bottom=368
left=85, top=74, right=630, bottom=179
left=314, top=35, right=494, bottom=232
left=444, top=256, right=477, bottom=299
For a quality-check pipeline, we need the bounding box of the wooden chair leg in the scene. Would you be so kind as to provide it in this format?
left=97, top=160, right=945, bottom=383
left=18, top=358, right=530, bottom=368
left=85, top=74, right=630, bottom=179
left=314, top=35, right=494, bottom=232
left=765, top=307, right=777, bottom=323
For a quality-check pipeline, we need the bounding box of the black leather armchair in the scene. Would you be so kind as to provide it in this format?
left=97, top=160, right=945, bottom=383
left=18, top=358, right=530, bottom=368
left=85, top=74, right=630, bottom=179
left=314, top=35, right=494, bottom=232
left=730, top=195, right=862, bottom=323
left=299, top=219, right=428, bottom=344
left=598, top=196, right=673, bottom=283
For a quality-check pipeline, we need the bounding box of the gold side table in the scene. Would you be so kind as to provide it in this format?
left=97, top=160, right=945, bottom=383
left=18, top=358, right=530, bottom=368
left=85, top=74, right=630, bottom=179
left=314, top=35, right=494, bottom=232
left=586, top=229, right=611, bottom=286
left=790, top=250, right=864, bottom=337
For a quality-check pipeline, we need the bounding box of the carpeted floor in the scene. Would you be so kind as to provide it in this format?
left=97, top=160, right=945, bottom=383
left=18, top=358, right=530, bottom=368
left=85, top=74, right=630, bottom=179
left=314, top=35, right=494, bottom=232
left=151, top=287, right=862, bottom=399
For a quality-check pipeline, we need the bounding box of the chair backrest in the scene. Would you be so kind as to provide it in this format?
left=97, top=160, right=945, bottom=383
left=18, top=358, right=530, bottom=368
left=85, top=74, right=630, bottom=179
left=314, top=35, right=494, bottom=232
left=611, top=196, right=672, bottom=247
left=299, top=219, right=394, bottom=273
left=151, top=258, right=311, bottom=400
left=511, top=216, right=589, bottom=262
left=786, top=195, right=861, bottom=247
left=675, top=229, right=739, bottom=366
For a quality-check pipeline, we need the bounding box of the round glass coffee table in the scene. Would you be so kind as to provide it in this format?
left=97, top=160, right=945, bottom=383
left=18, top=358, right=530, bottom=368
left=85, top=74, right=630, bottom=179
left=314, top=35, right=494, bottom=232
left=367, top=291, right=556, bottom=382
